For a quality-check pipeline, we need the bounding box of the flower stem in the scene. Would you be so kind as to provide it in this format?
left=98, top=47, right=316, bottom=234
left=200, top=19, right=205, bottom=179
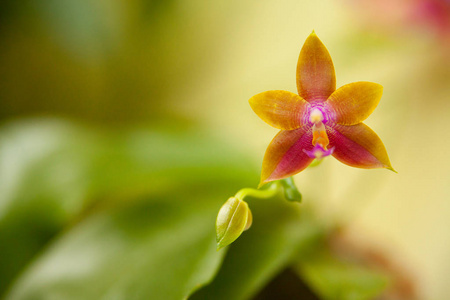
left=235, top=181, right=282, bottom=201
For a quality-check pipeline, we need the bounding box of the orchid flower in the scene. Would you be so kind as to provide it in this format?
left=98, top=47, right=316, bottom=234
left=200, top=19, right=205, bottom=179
left=414, top=0, right=450, bottom=38
left=349, top=0, right=450, bottom=47
left=249, top=31, right=394, bottom=185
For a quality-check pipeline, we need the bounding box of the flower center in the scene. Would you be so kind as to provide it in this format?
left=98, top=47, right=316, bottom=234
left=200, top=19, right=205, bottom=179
left=309, top=108, right=324, bottom=123
left=307, top=107, right=332, bottom=159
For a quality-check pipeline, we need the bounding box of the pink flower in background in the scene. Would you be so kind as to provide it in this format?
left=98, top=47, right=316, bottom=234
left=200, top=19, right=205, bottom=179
left=348, top=0, right=450, bottom=44
left=413, top=0, right=450, bottom=37
left=249, top=32, right=394, bottom=185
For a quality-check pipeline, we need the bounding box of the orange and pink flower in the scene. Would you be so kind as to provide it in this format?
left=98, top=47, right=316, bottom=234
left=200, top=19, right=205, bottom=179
left=249, top=32, right=394, bottom=185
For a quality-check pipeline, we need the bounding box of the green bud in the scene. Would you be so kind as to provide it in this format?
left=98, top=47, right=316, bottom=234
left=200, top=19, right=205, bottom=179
left=216, top=197, right=252, bottom=250
left=244, top=207, right=252, bottom=231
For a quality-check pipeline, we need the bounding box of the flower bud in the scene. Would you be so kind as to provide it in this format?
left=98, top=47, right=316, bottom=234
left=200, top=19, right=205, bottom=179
left=216, top=197, right=252, bottom=250
left=244, top=207, right=253, bottom=231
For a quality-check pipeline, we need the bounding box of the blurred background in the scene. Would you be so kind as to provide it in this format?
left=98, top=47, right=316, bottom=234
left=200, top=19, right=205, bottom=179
left=1, top=0, right=450, bottom=299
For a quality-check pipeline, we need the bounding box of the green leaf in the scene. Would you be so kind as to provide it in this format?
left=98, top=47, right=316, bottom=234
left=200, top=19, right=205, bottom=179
left=0, top=118, right=256, bottom=299
left=5, top=194, right=226, bottom=300
left=295, top=249, right=390, bottom=300
left=35, top=0, right=123, bottom=61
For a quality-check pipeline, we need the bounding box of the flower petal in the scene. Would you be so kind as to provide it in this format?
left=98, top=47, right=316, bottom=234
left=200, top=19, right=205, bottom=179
left=260, top=126, right=314, bottom=185
left=327, top=123, right=394, bottom=170
left=296, top=31, right=336, bottom=102
left=249, top=90, right=308, bottom=130
left=327, top=82, right=383, bottom=125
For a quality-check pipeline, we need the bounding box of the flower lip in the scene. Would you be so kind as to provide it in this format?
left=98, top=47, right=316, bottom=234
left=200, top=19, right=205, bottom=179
left=303, top=144, right=335, bottom=159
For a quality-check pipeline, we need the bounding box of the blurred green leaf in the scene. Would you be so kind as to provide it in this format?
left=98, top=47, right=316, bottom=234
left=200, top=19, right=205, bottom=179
left=5, top=194, right=226, bottom=300
left=35, top=0, right=124, bottom=61
left=295, top=248, right=390, bottom=300
left=0, top=118, right=256, bottom=299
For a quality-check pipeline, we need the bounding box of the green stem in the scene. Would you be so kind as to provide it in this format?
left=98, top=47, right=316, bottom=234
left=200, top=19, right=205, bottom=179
left=235, top=181, right=282, bottom=201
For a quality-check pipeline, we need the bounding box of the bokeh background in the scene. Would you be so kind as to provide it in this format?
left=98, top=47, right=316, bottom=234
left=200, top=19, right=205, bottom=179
left=1, top=0, right=450, bottom=299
